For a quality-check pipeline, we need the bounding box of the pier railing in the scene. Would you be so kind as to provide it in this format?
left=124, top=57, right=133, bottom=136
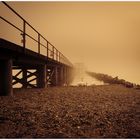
left=1, top=1, right=73, bottom=67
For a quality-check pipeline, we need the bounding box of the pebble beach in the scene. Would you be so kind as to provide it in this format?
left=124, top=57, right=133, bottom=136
left=0, top=85, right=140, bottom=138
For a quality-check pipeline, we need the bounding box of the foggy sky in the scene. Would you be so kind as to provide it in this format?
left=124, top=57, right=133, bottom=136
left=1, top=2, right=140, bottom=84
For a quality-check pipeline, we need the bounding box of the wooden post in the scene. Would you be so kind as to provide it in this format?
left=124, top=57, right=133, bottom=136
left=54, top=66, right=58, bottom=86
left=63, top=66, right=66, bottom=86
left=67, top=67, right=71, bottom=85
left=22, top=68, right=27, bottom=88
left=60, top=66, right=64, bottom=86
left=37, top=65, right=46, bottom=88
left=65, top=67, right=68, bottom=85
left=57, top=67, right=62, bottom=86
left=0, top=59, right=13, bottom=96
left=52, top=66, right=58, bottom=86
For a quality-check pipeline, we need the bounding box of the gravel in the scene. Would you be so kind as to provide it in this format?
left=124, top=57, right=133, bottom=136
left=0, top=85, right=140, bottom=138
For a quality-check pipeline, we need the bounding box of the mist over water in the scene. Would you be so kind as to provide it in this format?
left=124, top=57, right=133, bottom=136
left=71, top=63, right=104, bottom=86
left=71, top=71, right=104, bottom=86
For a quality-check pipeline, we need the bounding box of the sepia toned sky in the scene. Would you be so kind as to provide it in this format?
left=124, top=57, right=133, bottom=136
left=1, top=1, right=140, bottom=84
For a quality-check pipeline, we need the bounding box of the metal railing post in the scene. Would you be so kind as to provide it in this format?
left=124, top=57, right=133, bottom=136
left=47, top=41, right=49, bottom=57
left=56, top=50, right=58, bottom=61
left=23, top=20, right=26, bottom=52
left=52, top=46, right=54, bottom=59
left=60, top=53, right=62, bottom=63
left=38, top=33, right=40, bottom=54
left=59, top=52, right=60, bottom=62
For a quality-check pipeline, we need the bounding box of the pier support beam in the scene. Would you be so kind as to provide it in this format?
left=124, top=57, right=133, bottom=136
left=22, top=68, right=27, bottom=88
left=60, top=66, right=65, bottom=86
left=63, top=66, right=67, bottom=86
left=57, top=66, right=64, bottom=86
left=0, top=59, right=13, bottom=96
left=37, top=65, right=46, bottom=88
left=67, top=68, right=72, bottom=85
left=52, top=66, right=58, bottom=86
left=59, top=66, right=64, bottom=86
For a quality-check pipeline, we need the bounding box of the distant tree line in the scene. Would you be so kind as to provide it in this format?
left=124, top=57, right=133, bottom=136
left=86, top=71, right=140, bottom=89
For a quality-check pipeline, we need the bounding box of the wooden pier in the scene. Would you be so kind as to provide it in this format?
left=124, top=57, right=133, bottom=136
left=0, top=2, right=73, bottom=96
